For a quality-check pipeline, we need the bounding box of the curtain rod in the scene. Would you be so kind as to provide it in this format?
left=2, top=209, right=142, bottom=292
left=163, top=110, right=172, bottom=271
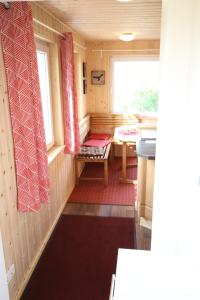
left=33, top=18, right=87, bottom=50
left=2, top=1, right=11, bottom=9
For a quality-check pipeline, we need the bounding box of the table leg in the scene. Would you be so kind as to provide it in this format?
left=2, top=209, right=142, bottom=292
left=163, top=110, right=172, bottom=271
left=75, top=158, right=79, bottom=185
left=122, top=142, right=127, bottom=182
left=104, top=159, right=108, bottom=186
left=120, top=142, right=137, bottom=184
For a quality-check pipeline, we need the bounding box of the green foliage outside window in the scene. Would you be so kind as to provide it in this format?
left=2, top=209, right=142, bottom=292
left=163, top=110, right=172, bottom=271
left=118, top=88, right=158, bottom=113
left=113, top=60, right=159, bottom=113
left=134, top=89, right=158, bottom=112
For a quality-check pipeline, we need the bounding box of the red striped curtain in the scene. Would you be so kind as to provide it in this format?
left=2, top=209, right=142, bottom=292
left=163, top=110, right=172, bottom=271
left=60, top=33, right=80, bottom=154
left=0, top=2, right=49, bottom=212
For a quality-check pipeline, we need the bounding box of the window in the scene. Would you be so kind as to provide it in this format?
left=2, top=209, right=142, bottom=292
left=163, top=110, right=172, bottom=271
left=36, top=43, right=54, bottom=150
left=111, top=57, right=160, bottom=114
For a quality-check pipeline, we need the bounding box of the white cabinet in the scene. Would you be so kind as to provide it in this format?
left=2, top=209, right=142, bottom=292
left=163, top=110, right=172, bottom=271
left=136, top=157, right=155, bottom=229
left=109, top=274, right=115, bottom=300
left=113, top=249, right=200, bottom=300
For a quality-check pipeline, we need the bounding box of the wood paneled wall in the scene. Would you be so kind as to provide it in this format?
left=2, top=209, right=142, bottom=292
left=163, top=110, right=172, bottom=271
left=79, top=115, right=90, bottom=143
left=74, top=52, right=88, bottom=121
left=32, top=3, right=86, bottom=48
left=0, top=4, right=87, bottom=300
left=90, top=113, right=138, bottom=134
left=90, top=113, right=157, bottom=134
left=32, top=3, right=87, bottom=122
left=86, top=40, right=160, bottom=113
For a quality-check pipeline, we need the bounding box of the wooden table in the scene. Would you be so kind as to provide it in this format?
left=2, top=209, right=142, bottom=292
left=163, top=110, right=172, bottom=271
left=113, top=126, right=137, bottom=184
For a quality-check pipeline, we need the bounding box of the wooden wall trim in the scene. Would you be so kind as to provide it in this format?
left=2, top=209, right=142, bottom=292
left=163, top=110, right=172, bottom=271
left=31, top=3, right=86, bottom=49
left=90, top=113, right=157, bottom=135
left=136, top=115, right=157, bottom=124
left=48, top=145, right=65, bottom=165
left=90, top=113, right=138, bottom=133
left=86, top=40, right=160, bottom=52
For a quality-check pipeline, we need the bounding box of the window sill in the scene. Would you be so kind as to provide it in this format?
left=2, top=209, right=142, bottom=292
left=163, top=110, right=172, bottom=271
left=48, top=145, right=65, bottom=165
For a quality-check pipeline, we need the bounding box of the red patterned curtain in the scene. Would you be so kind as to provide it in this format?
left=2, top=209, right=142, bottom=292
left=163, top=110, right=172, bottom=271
left=60, top=33, right=80, bottom=154
left=0, top=3, right=49, bottom=212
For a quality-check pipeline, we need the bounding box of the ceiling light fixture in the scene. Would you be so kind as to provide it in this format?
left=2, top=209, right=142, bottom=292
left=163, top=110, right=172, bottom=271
left=119, top=33, right=135, bottom=42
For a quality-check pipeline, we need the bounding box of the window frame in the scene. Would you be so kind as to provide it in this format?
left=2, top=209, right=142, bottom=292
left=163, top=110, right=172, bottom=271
left=110, top=55, right=160, bottom=114
left=36, top=41, right=55, bottom=151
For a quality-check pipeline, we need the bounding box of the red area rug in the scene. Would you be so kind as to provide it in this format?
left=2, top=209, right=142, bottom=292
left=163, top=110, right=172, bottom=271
left=21, top=215, right=135, bottom=300
left=68, top=158, right=137, bottom=205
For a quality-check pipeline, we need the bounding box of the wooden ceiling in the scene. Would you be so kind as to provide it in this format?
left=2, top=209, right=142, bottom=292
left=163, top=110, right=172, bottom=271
left=40, top=0, right=162, bottom=41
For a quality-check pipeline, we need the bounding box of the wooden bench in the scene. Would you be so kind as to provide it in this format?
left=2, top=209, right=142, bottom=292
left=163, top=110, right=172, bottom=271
left=75, top=142, right=112, bottom=186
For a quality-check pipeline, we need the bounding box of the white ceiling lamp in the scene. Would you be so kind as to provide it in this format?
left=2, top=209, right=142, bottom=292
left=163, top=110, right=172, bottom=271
left=119, top=33, right=135, bottom=42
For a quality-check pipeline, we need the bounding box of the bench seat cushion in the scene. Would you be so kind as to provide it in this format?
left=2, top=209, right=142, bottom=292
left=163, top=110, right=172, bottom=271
left=82, top=139, right=110, bottom=148
left=88, top=133, right=111, bottom=140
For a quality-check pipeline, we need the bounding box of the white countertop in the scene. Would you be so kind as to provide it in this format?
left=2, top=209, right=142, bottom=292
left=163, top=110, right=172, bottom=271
left=114, top=249, right=200, bottom=300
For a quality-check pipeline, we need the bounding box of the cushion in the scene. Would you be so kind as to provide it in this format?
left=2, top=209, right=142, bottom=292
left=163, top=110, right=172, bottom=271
left=88, top=133, right=111, bottom=140
left=79, top=146, right=105, bottom=156
left=82, top=139, right=110, bottom=148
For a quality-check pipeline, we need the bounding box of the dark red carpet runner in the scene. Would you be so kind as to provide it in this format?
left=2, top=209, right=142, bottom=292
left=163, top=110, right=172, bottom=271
left=21, top=215, right=135, bottom=300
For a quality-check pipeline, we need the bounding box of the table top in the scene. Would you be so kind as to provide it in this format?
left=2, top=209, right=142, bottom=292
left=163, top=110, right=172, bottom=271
left=113, top=126, right=138, bottom=143
left=114, top=249, right=200, bottom=300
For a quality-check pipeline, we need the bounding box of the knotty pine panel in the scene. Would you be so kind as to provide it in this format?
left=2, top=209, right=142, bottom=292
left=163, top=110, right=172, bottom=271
left=86, top=40, right=160, bottom=114
left=41, top=0, right=161, bottom=41
left=31, top=3, right=87, bottom=122
left=90, top=113, right=139, bottom=133
left=31, top=3, right=86, bottom=48
left=0, top=48, right=74, bottom=298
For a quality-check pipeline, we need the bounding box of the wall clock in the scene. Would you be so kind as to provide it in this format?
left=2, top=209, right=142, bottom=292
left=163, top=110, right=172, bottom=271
left=91, top=70, right=105, bottom=85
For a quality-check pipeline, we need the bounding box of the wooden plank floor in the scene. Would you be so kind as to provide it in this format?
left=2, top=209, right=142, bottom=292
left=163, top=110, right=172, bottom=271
left=63, top=203, right=135, bottom=218
left=63, top=203, right=151, bottom=250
